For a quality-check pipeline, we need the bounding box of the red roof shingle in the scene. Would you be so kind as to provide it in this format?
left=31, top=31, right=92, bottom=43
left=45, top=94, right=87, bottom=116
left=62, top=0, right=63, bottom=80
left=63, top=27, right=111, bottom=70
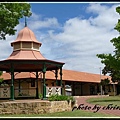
left=0, top=69, right=111, bottom=83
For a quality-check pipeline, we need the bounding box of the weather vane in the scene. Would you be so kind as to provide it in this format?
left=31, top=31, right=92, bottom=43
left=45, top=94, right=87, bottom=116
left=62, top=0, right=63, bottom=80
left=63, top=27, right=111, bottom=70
left=25, top=16, right=27, bottom=27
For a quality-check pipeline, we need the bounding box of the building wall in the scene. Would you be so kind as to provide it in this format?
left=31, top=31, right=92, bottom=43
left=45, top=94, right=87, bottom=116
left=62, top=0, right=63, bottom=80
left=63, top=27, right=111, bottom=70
left=0, top=78, right=118, bottom=99
left=14, top=80, right=36, bottom=97
left=72, top=81, right=117, bottom=96
left=72, top=82, right=98, bottom=96
left=13, top=78, right=65, bottom=98
left=74, top=83, right=81, bottom=96
left=83, top=83, right=91, bottom=95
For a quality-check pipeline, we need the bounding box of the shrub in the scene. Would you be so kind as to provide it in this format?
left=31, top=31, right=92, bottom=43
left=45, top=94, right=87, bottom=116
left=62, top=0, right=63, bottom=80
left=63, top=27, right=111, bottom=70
left=39, top=93, right=43, bottom=99
left=48, top=94, right=68, bottom=101
left=68, top=96, right=76, bottom=104
left=48, top=94, right=75, bottom=104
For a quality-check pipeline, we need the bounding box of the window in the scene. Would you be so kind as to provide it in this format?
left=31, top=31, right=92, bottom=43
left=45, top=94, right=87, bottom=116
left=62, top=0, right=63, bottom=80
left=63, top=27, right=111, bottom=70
left=31, top=80, right=35, bottom=87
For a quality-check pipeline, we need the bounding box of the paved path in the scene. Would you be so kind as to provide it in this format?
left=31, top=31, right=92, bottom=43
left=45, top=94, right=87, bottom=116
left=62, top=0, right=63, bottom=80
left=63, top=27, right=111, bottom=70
left=74, top=95, right=120, bottom=117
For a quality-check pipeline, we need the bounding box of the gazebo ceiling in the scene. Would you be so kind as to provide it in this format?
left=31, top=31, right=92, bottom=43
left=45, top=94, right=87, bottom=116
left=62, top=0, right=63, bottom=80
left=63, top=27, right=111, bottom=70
left=0, top=26, right=65, bottom=72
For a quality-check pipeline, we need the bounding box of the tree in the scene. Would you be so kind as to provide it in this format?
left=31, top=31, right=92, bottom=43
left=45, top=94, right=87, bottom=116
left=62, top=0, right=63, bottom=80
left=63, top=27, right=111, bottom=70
left=96, top=6, right=120, bottom=83
left=0, top=2, right=32, bottom=40
left=0, top=71, right=3, bottom=83
left=100, top=78, right=110, bottom=86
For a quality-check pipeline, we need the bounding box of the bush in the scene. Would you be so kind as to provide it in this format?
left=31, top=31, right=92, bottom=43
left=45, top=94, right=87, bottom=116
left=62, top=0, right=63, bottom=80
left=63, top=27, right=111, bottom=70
left=68, top=96, right=76, bottom=104
left=39, top=93, right=43, bottom=99
left=48, top=94, right=67, bottom=101
left=48, top=94, right=75, bottom=105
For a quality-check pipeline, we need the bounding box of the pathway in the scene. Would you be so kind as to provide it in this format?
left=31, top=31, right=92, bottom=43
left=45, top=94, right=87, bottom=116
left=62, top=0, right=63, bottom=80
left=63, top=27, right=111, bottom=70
left=74, top=95, right=120, bottom=117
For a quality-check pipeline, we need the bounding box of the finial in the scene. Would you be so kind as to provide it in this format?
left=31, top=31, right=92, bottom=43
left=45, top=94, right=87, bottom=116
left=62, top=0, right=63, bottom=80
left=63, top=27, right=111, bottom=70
left=25, top=16, right=27, bottom=27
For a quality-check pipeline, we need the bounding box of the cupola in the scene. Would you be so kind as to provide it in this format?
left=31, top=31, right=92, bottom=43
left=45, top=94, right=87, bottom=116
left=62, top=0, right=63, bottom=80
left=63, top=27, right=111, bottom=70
left=11, top=27, right=42, bottom=51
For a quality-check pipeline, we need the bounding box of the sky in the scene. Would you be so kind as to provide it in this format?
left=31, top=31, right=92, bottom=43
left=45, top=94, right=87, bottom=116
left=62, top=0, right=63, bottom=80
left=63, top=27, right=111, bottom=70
left=0, top=2, right=120, bottom=75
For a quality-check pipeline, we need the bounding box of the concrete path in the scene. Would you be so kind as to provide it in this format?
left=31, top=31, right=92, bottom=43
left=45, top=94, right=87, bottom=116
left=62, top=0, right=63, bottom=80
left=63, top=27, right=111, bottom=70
left=74, top=95, right=120, bottom=117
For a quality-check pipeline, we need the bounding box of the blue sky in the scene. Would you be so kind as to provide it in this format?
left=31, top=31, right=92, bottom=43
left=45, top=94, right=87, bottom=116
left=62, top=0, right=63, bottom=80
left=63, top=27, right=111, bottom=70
left=1, top=2, right=120, bottom=74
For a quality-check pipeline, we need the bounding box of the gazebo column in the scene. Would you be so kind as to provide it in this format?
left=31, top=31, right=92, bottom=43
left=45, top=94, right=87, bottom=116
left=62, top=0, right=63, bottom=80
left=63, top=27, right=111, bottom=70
left=10, top=65, right=15, bottom=100
left=60, top=66, right=63, bottom=95
left=18, top=80, right=21, bottom=95
left=42, top=65, right=46, bottom=99
left=36, top=71, right=39, bottom=99
left=55, top=69, right=58, bottom=86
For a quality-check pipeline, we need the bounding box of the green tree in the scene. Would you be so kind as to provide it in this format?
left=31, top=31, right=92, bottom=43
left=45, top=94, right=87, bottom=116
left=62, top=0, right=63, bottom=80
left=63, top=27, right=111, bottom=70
left=0, top=2, right=32, bottom=40
left=97, top=6, right=120, bottom=83
left=0, top=71, right=3, bottom=83
left=100, top=78, right=110, bottom=86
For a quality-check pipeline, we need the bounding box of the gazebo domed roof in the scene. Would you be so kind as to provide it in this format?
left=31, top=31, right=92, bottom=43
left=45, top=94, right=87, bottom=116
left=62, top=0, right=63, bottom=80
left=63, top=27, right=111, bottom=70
left=7, top=26, right=46, bottom=60
left=11, top=26, right=41, bottom=46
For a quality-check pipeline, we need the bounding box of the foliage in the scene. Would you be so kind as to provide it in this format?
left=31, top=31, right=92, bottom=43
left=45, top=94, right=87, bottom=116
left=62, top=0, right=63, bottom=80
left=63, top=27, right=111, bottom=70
left=100, top=78, right=110, bottom=86
left=39, top=93, right=43, bottom=99
left=96, top=6, right=120, bottom=83
left=48, top=94, right=68, bottom=101
left=0, top=2, right=32, bottom=40
left=0, top=71, right=3, bottom=83
left=48, top=94, right=75, bottom=104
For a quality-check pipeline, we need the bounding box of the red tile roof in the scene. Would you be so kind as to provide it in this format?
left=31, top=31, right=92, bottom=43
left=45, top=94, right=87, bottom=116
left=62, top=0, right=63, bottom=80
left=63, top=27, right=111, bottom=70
left=46, top=69, right=111, bottom=83
left=6, top=50, right=46, bottom=60
left=11, top=27, right=41, bottom=46
left=0, top=69, right=111, bottom=83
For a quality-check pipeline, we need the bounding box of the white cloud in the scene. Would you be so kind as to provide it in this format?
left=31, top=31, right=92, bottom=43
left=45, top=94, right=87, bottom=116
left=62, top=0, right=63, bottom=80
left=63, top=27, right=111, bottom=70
left=43, top=3, right=120, bottom=74
left=87, top=3, right=120, bottom=30
left=28, top=12, right=60, bottom=30
left=0, top=3, right=120, bottom=75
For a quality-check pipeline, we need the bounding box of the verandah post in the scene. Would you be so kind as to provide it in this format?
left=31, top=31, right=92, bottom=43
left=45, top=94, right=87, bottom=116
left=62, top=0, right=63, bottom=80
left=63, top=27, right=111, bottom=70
left=60, top=66, right=63, bottom=95
left=10, top=64, right=15, bottom=100
left=42, top=64, right=46, bottom=99
left=36, top=71, right=39, bottom=99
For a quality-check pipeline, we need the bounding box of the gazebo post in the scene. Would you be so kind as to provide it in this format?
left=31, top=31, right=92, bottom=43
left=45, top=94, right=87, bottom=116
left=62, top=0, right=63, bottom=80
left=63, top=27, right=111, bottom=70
left=42, top=64, right=46, bottom=99
left=10, top=64, right=15, bottom=100
left=18, top=80, right=21, bottom=95
left=55, top=69, right=58, bottom=86
left=60, top=66, right=63, bottom=95
left=36, top=71, right=39, bottom=99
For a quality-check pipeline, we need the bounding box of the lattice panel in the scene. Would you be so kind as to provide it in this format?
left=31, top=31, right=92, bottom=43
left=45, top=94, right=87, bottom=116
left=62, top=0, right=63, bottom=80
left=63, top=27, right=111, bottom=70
left=55, top=87, right=61, bottom=95
left=46, top=87, right=53, bottom=97
left=0, top=87, right=10, bottom=98
left=46, top=86, right=61, bottom=97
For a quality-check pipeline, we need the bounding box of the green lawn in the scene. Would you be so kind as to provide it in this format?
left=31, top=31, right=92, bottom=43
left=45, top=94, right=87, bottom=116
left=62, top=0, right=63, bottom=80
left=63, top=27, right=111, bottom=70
left=86, top=96, right=120, bottom=106
left=0, top=109, right=118, bottom=118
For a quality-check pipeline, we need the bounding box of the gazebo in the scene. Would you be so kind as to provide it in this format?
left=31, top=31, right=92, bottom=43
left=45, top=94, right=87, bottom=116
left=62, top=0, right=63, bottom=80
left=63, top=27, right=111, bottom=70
left=0, top=25, right=65, bottom=100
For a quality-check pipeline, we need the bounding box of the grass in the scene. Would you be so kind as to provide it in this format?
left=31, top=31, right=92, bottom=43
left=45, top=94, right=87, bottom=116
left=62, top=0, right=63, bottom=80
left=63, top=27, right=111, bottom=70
left=0, top=109, right=118, bottom=118
left=86, top=96, right=120, bottom=106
